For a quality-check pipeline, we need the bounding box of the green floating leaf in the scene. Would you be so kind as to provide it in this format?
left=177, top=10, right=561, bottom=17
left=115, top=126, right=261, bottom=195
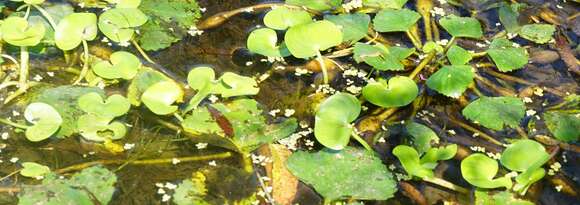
left=373, top=8, right=420, bottom=32
left=500, top=139, right=549, bottom=172
left=487, top=38, right=529, bottom=72
left=285, top=0, right=342, bottom=11
left=285, top=20, right=342, bottom=58
left=93, top=51, right=142, bottom=79
left=98, top=8, right=148, bottom=42
left=439, top=15, right=483, bottom=39
left=215, top=72, right=260, bottom=97
left=0, top=16, right=46, bottom=46
left=263, top=7, right=311, bottom=30
left=78, top=92, right=131, bottom=120
left=126, top=67, right=171, bottom=106
left=22, top=0, right=46, bottom=4
left=314, top=93, right=361, bottom=150
left=353, top=43, right=414, bottom=71
left=422, top=41, right=444, bottom=54
left=447, top=45, right=472, bottom=65
left=20, top=162, right=50, bottom=178
left=461, top=153, right=513, bottom=189
left=475, top=190, right=534, bottom=205
left=105, top=0, right=141, bottom=8
left=406, top=122, right=439, bottom=154
left=142, top=80, right=183, bottom=115
left=362, top=76, right=418, bottom=108
left=247, top=28, right=290, bottom=57
left=77, top=114, right=127, bottom=142
left=286, top=147, right=397, bottom=200
left=55, top=13, right=97, bottom=50
left=544, top=111, right=579, bottom=142
left=462, top=96, right=526, bottom=131
left=518, top=24, right=555, bottom=44
left=18, top=166, right=117, bottom=205
left=426, top=65, right=474, bottom=98
left=173, top=172, right=210, bottom=205
left=24, top=103, right=63, bottom=142
left=393, top=145, right=435, bottom=178
left=362, top=0, right=409, bottom=9
left=420, top=144, right=457, bottom=169
left=498, top=3, right=523, bottom=33
left=325, top=13, right=370, bottom=44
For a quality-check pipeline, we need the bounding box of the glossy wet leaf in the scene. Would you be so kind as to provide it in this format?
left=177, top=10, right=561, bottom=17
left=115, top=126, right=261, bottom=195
left=462, top=96, right=525, bottom=131
left=285, top=0, right=342, bottom=11
left=105, top=0, right=141, bottom=8
left=173, top=172, right=210, bottom=205
left=393, top=145, right=434, bottom=178
left=24, top=103, right=63, bottom=142
left=325, top=13, right=370, bottom=44
left=0, top=16, right=46, bottom=46
left=18, top=166, right=117, bottom=205
left=461, top=153, right=513, bottom=189
left=353, top=43, right=414, bottom=71
left=362, top=76, right=418, bottom=108
left=500, top=139, right=549, bottom=172
left=406, top=122, right=439, bottom=154
left=93, top=51, right=142, bottom=79
left=215, top=72, right=260, bottom=97
left=447, top=45, right=472, bottom=65
left=98, top=8, right=148, bottom=42
left=314, top=93, right=361, bottom=150
left=439, top=15, right=483, bottom=39
left=373, top=9, right=420, bottom=32
left=543, top=111, right=580, bottom=142
left=362, top=0, right=409, bottom=9
left=426, top=65, right=474, bottom=98
left=247, top=28, right=290, bottom=57
left=54, top=13, right=97, bottom=50
left=286, top=147, right=397, bottom=200
left=263, top=7, right=311, bottom=30
left=78, top=92, right=131, bottom=120
left=77, top=114, right=127, bottom=142
left=518, top=24, right=555, bottom=44
left=126, top=67, right=171, bottom=106
left=419, top=144, right=457, bottom=169
left=142, top=80, right=183, bottom=115
left=487, top=38, right=529, bottom=72
left=285, top=20, right=342, bottom=58
left=20, top=162, right=50, bottom=178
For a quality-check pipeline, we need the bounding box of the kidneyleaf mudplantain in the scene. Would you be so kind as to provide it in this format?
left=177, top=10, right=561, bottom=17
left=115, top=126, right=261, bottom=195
left=462, top=96, right=525, bottom=131
left=362, top=0, right=409, bottom=9
left=126, top=66, right=172, bottom=106
left=487, top=38, right=528, bottom=72
left=325, top=13, right=370, bottom=44
left=285, top=0, right=342, bottom=11
left=446, top=45, right=472, bottom=65
left=105, top=0, right=141, bottom=8
left=20, top=162, right=51, bottom=178
left=98, top=8, right=148, bottom=42
left=373, top=8, right=420, bottom=32
left=142, top=80, right=184, bottom=115
left=406, top=122, right=439, bottom=154
left=247, top=28, right=291, bottom=57
left=263, top=7, right=311, bottom=30
left=362, top=76, right=418, bottom=108
left=475, top=190, right=534, bottom=205
left=353, top=43, right=414, bottom=71
left=461, top=153, right=513, bottom=189
left=393, top=144, right=457, bottom=179
left=284, top=20, right=342, bottom=58
left=92, top=51, right=142, bottom=80
left=24, top=103, right=63, bottom=142
left=500, top=139, right=550, bottom=195
left=426, top=65, right=474, bottom=98
left=518, top=24, right=555, bottom=44
left=314, top=93, right=361, bottom=150
left=54, top=13, right=97, bottom=50
left=543, top=111, right=580, bottom=142
left=77, top=114, right=127, bottom=142
left=286, top=147, right=397, bottom=201
left=78, top=92, right=131, bottom=120
left=1, top=16, right=46, bottom=46
left=439, top=15, right=483, bottom=39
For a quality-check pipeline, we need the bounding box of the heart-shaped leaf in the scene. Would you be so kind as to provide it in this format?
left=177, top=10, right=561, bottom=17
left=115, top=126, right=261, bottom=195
left=518, top=24, right=555, bottom=44
left=439, top=15, right=483, bottom=39
left=0, top=16, right=46, bottom=46
left=362, top=0, right=409, bottom=9
left=142, top=80, right=183, bottom=115
left=462, top=96, right=525, bottom=131
left=461, top=153, right=513, bottom=189
left=314, top=93, right=361, bottom=150
left=285, top=0, right=343, bottom=11
left=24, top=103, right=63, bottom=142
left=393, top=145, right=435, bottom=179
left=373, top=8, right=420, bottom=32
left=246, top=28, right=290, bottom=57
left=426, top=65, right=474, bottom=98
left=55, top=13, right=97, bottom=50
left=78, top=92, right=130, bottom=120
left=406, top=122, right=439, bottom=154
left=543, top=111, right=580, bottom=142
left=286, top=147, right=397, bottom=200
left=362, top=76, right=418, bottom=108
left=325, top=13, right=370, bottom=44
left=446, top=45, right=472, bottom=65
left=215, top=72, right=259, bottom=97
left=20, top=162, right=50, bottom=178
left=353, top=43, right=414, bottom=71
left=263, top=7, right=311, bottom=30
left=98, top=8, right=148, bottom=42
left=77, top=114, right=127, bottom=142
left=500, top=139, right=549, bottom=172
left=285, top=20, right=342, bottom=58
left=487, top=38, right=528, bottom=72
left=105, top=0, right=141, bottom=8
left=93, top=51, right=142, bottom=79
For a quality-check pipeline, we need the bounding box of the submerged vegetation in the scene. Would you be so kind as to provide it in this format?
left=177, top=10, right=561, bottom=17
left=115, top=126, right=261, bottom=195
left=0, top=0, right=578, bottom=204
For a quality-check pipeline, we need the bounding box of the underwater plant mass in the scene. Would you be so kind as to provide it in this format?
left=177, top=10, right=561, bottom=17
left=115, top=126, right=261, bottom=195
left=0, top=0, right=579, bottom=204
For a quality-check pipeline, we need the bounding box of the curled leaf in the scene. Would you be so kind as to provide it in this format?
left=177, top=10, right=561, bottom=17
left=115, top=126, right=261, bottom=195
left=461, top=153, right=512, bottom=189
left=314, top=93, right=361, bottom=150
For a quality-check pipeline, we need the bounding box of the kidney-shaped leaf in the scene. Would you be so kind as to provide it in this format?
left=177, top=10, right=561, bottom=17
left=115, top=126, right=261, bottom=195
left=77, top=114, right=127, bottom=142
left=20, top=162, right=51, bottom=178
left=439, top=15, right=483, bottom=39
left=426, top=65, right=474, bottom=98
left=362, top=76, right=418, bottom=108
left=373, top=8, right=420, bottom=32
left=247, top=28, right=290, bottom=57
left=462, top=96, right=525, bottom=131
left=0, top=16, right=46, bottom=46
left=362, top=0, right=409, bottom=9
left=285, top=20, right=342, bottom=58
left=500, top=139, right=549, bottom=172
left=446, top=45, right=472, bottom=65
left=518, top=24, right=555, bottom=44
left=353, top=43, right=414, bottom=71
left=406, top=122, right=439, bottom=154
left=543, top=111, right=580, bottom=142
left=215, top=72, right=259, bottom=97
left=55, top=13, right=97, bottom=50
left=93, top=51, right=142, bottom=79
left=286, top=147, right=397, bottom=200
left=263, top=7, right=311, bottom=30
left=24, top=103, right=63, bottom=142
left=314, top=93, right=361, bottom=150
left=325, top=13, right=370, bottom=44
left=285, top=0, right=342, bottom=11
left=98, top=8, right=148, bottom=42
left=393, top=145, right=434, bottom=179
left=461, top=153, right=513, bottom=189
left=142, top=80, right=183, bottom=115
left=487, top=38, right=528, bottom=72
left=78, top=92, right=130, bottom=120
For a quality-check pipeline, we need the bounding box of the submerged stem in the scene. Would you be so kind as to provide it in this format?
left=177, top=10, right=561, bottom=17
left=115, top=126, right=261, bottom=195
left=423, top=177, right=470, bottom=194
left=406, top=30, right=422, bottom=49
left=316, top=51, right=329, bottom=84
left=131, top=39, right=155, bottom=64
left=0, top=118, right=28, bottom=129
left=351, top=129, right=372, bottom=151
left=31, top=4, right=58, bottom=30
left=73, top=40, right=90, bottom=84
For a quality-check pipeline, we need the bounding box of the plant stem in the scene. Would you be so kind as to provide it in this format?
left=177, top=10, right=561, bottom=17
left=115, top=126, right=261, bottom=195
left=447, top=116, right=502, bottom=146
left=406, top=30, right=422, bottom=49
left=423, top=177, right=470, bottom=194
left=471, top=51, right=487, bottom=58
left=409, top=51, right=436, bottom=79
left=131, top=39, right=155, bottom=64
left=18, top=46, right=28, bottom=92
left=443, top=36, right=456, bottom=52
left=316, top=51, right=329, bottom=84
left=55, top=152, right=232, bottom=174
left=0, top=118, right=29, bottom=129
left=24, top=6, right=31, bottom=19
left=31, top=4, right=58, bottom=30
left=351, top=129, right=372, bottom=151
left=73, top=40, right=90, bottom=84
left=1, top=54, right=21, bottom=70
